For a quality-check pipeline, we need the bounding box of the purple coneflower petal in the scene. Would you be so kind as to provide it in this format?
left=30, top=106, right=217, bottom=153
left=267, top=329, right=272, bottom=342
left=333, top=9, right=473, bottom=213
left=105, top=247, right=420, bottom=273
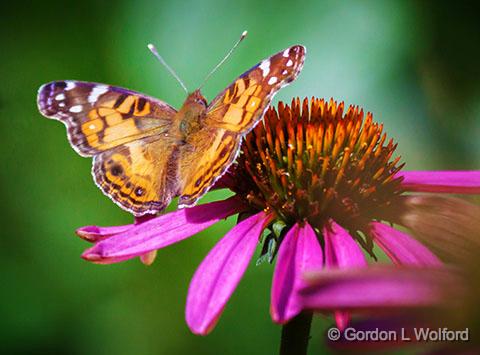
left=300, top=266, right=454, bottom=311
left=323, top=220, right=367, bottom=268
left=369, top=222, right=442, bottom=266
left=323, top=220, right=367, bottom=330
left=76, top=224, right=134, bottom=242
left=186, top=211, right=273, bottom=335
left=81, top=197, right=244, bottom=264
left=270, top=222, right=323, bottom=324
left=334, top=312, right=350, bottom=332
left=76, top=214, right=157, bottom=242
left=399, top=170, right=480, bottom=194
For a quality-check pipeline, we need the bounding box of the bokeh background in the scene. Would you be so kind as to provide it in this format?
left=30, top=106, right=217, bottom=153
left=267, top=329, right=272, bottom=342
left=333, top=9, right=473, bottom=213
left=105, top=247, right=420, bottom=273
left=1, top=0, right=480, bottom=354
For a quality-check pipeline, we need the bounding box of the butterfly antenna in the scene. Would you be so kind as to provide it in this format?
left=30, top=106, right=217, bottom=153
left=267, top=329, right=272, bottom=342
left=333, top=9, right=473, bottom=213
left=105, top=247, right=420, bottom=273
left=199, top=30, right=248, bottom=90
left=147, top=43, right=189, bottom=94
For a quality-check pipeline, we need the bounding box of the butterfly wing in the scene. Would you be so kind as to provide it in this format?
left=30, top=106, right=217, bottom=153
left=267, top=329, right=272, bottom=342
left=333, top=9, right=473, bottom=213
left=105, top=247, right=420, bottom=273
left=178, top=45, right=306, bottom=207
left=205, top=45, right=306, bottom=133
left=38, top=81, right=179, bottom=215
left=178, top=128, right=240, bottom=208
left=92, top=137, right=179, bottom=215
left=37, top=81, right=177, bottom=156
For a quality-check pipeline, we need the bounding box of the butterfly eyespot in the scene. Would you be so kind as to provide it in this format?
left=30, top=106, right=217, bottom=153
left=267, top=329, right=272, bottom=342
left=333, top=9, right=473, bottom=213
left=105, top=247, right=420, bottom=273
left=110, top=165, right=123, bottom=176
left=135, top=187, right=144, bottom=197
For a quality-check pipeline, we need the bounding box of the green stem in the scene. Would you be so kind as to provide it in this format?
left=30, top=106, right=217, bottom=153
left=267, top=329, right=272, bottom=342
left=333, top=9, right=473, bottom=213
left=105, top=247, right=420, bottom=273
left=279, top=312, right=313, bottom=355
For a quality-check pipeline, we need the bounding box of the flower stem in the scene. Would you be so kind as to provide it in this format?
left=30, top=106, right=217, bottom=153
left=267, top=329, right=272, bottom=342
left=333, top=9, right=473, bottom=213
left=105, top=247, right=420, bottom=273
left=279, top=312, right=313, bottom=355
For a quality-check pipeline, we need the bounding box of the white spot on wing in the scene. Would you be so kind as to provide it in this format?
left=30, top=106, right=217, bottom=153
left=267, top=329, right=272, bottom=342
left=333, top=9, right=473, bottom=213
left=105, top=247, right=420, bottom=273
left=65, top=81, right=76, bottom=91
left=286, top=59, right=293, bottom=67
left=59, top=102, right=65, bottom=107
left=268, top=76, right=278, bottom=85
left=89, top=124, right=96, bottom=130
left=259, top=60, right=270, bottom=77
left=88, top=85, right=109, bottom=103
left=282, top=70, right=288, bottom=75
left=283, top=48, right=290, bottom=57
left=69, top=105, right=83, bottom=113
left=55, top=93, right=65, bottom=101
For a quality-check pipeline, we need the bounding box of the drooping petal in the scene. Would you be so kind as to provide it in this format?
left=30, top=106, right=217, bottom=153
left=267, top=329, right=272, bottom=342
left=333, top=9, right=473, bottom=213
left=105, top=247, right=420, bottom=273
left=186, top=211, right=273, bottom=335
left=81, top=197, right=245, bottom=264
left=76, top=214, right=158, bottom=242
left=76, top=224, right=134, bottom=242
left=334, top=311, right=350, bottom=332
left=398, top=170, right=480, bottom=194
left=323, top=220, right=367, bottom=269
left=369, top=222, right=442, bottom=266
left=300, top=266, right=458, bottom=311
left=271, top=222, right=323, bottom=324
left=323, top=220, right=367, bottom=329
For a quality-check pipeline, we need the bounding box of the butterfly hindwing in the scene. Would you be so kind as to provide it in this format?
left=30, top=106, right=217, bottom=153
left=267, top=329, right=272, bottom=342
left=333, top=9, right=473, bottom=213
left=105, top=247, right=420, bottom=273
left=206, top=45, right=305, bottom=134
left=92, top=136, right=179, bottom=215
left=37, top=81, right=177, bottom=156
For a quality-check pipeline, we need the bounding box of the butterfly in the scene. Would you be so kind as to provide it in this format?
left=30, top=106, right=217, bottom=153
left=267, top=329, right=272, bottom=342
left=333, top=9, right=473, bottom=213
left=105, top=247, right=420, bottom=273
left=37, top=44, right=306, bottom=216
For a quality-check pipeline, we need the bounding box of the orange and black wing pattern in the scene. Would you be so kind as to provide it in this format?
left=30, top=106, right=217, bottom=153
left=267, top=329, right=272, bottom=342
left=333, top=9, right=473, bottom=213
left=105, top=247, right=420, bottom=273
left=38, top=81, right=179, bottom=215
left=178, top=45, right=306, bottom=207
left=37, top=80, right=177, bottom=156
left=206, top=45, right=305, bottom=134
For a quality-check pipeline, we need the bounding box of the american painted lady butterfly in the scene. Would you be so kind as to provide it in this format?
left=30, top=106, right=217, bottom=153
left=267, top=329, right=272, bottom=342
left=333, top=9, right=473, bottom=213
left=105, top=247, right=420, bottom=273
left=37, top=40, right=305, bottom=216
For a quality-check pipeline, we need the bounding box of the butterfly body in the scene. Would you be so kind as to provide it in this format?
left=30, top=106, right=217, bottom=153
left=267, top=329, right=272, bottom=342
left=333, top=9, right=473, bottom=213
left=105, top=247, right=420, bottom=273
left=38, top=45, right=306, bottom=216
left=175, top=90, right=208, bottom=141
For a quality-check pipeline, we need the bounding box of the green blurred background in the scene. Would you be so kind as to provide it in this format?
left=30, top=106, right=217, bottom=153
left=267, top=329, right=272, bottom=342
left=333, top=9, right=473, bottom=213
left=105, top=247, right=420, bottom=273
left=1, top=0, right=479, bottom=354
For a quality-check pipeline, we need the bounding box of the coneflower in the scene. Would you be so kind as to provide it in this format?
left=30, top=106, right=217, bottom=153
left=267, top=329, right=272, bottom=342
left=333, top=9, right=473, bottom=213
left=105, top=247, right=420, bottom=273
left=78, top=98, right=480, bottom=354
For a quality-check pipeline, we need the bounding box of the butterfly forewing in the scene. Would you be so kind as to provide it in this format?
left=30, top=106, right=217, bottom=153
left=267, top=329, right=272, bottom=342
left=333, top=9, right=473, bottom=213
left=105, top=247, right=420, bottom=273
left=206, top=45, right=305, bottom=134
left=37, top=81, right=177, bottom=156
left=178, top=45, right=306, bottom=207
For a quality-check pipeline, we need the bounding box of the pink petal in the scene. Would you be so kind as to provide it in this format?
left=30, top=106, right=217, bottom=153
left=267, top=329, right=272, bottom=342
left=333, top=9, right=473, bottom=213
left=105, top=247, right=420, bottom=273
left=334, top=311, right=350, bottom=332
left=76, top=214, right=158, bottom=242
left=398, top=170, right=480, bottom=194
left=271, top=222, right=323, bottom=324
left=323, top=220, right=367, bottom=330
left=369, top=222, right=442, bottom=266
left=82, top=197, right=244, bottom=264
left=300, top=266, right=455, bottom=311
left=186, top=211, right=273, bottom=335
left=76, top=224, right=134, bottom=242
left=323, top=220, right=367, bottom=269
